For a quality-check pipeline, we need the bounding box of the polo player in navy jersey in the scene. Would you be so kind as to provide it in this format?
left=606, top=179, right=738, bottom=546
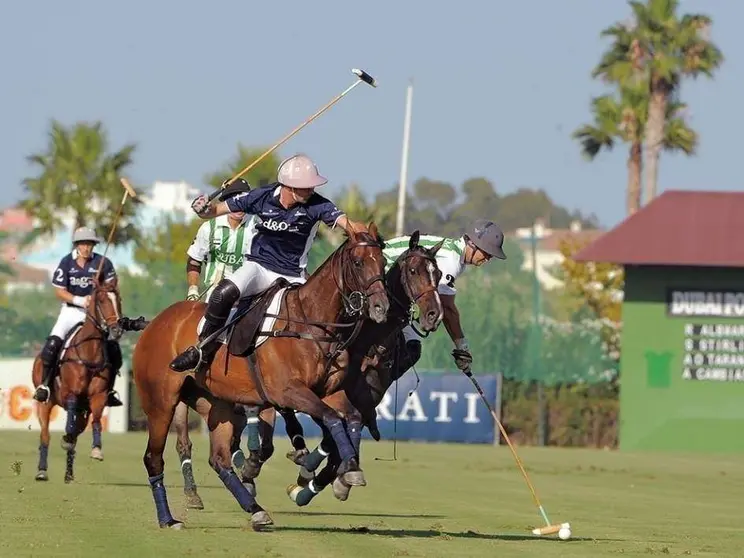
left=33, top=227, right=124, bottom=407
left=170, top=153, right=355, bottom=373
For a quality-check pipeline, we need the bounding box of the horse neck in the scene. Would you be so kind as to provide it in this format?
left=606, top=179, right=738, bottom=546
left=355, top=264, right=410, bottom=351
left=297, top=246, right=347, bottom=326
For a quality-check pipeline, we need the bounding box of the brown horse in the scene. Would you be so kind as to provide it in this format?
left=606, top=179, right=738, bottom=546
left=132, top=223, right=389, bottom=531
left=243, top=231, right=446, bottom=505
left=32, top=277, right=124, bottom=483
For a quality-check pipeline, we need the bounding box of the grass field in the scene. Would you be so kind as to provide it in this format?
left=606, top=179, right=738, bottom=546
left=1, top=431, right=743, bottom=558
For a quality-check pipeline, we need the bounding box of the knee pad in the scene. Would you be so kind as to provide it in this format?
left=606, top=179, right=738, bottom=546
left=206, top=279, right=240, bottom=323
left=41, top=336, right=64, bottom=365
left=405, top=339, right=422, bottom=367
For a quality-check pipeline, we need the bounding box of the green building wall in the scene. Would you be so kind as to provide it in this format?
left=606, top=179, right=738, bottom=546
left=620, top=265, right=744, bottom=453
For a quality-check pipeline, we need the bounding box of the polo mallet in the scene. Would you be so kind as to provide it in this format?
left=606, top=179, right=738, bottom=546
left=206, top=68, right=377, bottom=204
left=96, top=177, right=138, bottom=278
left=462, top=367, right=570, bottom=537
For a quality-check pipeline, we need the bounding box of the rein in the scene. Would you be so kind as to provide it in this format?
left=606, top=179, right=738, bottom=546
left=59, top=288, right=118, bottom=372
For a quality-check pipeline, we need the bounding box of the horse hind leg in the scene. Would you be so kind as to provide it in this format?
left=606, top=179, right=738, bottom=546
left=206, top=400, right=272, bottom=531
left=143, top=401, right=183, bottom=529
left=173, top=401, right=204, bottom=510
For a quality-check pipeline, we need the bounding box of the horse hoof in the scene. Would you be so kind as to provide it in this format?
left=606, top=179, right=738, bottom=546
left=286, top=448, right=309, bottom=466
left=159, top=520, right=184, bottom=530
left=286, top=484, right=302, bottom=503
left=35, top=470, right=48, bottom=482
left=90, top=447, right=104, bottom=461
left=244, top=480, right=257, bottom=497
left=231, top=450, right=246, bottom=470
left=332, top=477, right=352, bottom=501
left=60, top=440, right=74, bottom=452
left=342, top=469, right=366, bottom=487
left=64, top=474, right=74, bottom=484
left=184, top=492, right=204, bottom=510
left=250, top=510, right=273, bottom=531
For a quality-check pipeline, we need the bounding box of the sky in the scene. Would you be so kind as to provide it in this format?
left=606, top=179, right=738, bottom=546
left=1, top=0, right=741, bottom=230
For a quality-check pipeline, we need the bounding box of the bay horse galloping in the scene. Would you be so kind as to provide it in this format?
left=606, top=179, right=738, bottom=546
left=253, top=231, right=447, bottom=505
left=32, top=276, right=124, bottom=483
left=132, top=223, right=389, bottom=531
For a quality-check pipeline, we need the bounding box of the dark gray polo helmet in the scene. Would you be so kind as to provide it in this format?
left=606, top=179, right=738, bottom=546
left=465, top=219, right=506, bottom=259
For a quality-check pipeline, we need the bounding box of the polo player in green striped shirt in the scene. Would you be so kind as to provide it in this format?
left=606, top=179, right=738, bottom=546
left=382, top=219, right=507, bottom=373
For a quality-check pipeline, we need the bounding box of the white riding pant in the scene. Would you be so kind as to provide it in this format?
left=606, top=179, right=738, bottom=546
left=50, top=304, right=86, bottom=339
left=227, top=260, right=306, bottom=298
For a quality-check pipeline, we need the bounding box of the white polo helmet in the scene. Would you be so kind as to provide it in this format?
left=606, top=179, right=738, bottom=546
left=72, top=226, right=101, bottom=245
left=277, top=153, right=328, bottom=189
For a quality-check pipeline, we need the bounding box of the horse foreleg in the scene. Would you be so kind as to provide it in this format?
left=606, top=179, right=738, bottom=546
left=280, top=408, right=310, bottom=465
left=173, top=401, right=203, bottom=510
left=35, top=401, right=52, bottom=481
left=239, top=405, right=263, bottom=482
left=207, top=399, right=272, bottom=531
left=287, top=434, right=342, bottom=506
left=60, top=395, right=81, bottom=483
left=278, top=381, right=365, bottom=489
left=89, top=394, right=106, bottom=462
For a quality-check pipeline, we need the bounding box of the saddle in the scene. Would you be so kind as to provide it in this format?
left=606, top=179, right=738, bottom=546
left=226, top=278, right=293, bottom=357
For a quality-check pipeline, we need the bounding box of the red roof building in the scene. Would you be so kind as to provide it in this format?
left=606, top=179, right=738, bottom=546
left=574, top=190, right=744, bottom=267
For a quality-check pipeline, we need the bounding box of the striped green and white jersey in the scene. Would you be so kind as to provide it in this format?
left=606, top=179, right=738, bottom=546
left=187, top=214, right=256, bottom=287
left=382, top=235, right=466, bottom=296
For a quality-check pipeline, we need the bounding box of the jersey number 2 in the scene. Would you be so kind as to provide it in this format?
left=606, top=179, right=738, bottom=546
left=54, top=269, right=64, bottom=283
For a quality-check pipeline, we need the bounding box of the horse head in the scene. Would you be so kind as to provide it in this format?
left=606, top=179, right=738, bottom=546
left=336, top=221, right=390, bottom=324
left=390, top=230, right=444, bottom=333
left=90, top=274, right=123, bottom=341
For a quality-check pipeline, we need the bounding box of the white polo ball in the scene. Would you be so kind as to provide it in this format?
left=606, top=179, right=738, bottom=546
left=558, top=527, right=571, bottom=540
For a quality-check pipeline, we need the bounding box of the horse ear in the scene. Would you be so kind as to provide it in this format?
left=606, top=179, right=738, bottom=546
left=345, top=221, right=359, bottom=243
left=429, top=238, right=445, bottom=256
left=368, top=221, right=379, bottom=241
left=409, top=230, right=421, bottom=250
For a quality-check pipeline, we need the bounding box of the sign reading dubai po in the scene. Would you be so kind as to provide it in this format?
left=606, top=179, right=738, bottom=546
left=266, top=373, right=501, bottom=444
left=0, top=358, right=128, bottom=433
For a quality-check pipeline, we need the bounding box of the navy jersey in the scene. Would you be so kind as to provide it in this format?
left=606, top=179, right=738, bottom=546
left=225, top=183, right=344, bottom=276
left=52, top=252, right=117, bottom=297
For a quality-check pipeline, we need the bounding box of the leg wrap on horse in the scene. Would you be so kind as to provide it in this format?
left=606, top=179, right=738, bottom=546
left=290, top=478, right=323, bottom=507
left=216, top=466, right=262, bottom=514
left=304, top=439, right=332, bottom=472
left=38, top=444, right=49, bottom=471
left=148, top=473, right=176, bottom=526
left=323, top=417, right=355, bottom=465
left=347, top=418, right=363, bottom=459
left=244, top=407, right=261, bottom=452
left=64, top=396, right=77, bottom=437
left=92, top=422, right=102, bottom=449
left=180, top=457, right=197, bottom=493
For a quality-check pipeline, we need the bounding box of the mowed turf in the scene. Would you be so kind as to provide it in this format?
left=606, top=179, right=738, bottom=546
left=1, top=431, right=743, bottom=558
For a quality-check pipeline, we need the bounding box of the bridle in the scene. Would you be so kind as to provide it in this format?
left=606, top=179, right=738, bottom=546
left=59, top=286, right=121, bottom=372
left=331, top=236, right=387, bottom=317
left=387, top=247, right=441, bottom=332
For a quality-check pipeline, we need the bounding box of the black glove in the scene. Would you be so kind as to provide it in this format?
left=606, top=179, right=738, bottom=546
left=118, top=316, right=149, bottom=332
left=452, top=348, right=473, bottom=371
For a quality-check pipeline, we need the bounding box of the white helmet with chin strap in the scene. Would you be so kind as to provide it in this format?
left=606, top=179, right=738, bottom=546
left=277, top=153, right=328, bottom=189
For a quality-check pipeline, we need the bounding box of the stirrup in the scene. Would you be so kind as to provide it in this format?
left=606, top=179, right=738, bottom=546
left=34, top=385, right=51, bottom=403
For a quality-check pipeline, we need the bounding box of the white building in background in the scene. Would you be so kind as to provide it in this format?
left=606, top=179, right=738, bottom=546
left=3, top=181, right=201, bottom=279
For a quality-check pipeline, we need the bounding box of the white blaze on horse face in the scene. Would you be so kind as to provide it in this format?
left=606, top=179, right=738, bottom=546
left=426, top=261, right=443, bottom=322
left=106, top=292, right=120, bottom=320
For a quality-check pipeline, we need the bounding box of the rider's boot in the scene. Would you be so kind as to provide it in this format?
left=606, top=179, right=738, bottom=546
left=33, top=336, right=64, bottom=403
left=105, top=340, right=124, bottom=407
left=170, top=279, right=241, bottom=373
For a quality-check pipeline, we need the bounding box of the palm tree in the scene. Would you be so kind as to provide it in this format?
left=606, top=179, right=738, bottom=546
left=573, top=86, right=645, bottom=216
left=592, top=0, right=723, bottom=204
left=21, top=120, right=142, bottom=245
left=574, top=84, right=697, bottom=216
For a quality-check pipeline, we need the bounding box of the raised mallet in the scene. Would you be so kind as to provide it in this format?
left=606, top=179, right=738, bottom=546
left=96, top=177, right=138, bottom=277
left=207, top=67, right=377, bottom=204
left=462, top=367, right=571, bottom=539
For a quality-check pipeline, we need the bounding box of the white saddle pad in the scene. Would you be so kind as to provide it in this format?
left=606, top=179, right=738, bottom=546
left=197, top=287, right=288, bottom=350
left=58, top=323, right=84, bottom=362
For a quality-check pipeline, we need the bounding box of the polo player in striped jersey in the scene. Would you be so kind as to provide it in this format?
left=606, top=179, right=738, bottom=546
left=382, top=219, right=507, bottom=373
left=184, top=178, right=255, bottom=303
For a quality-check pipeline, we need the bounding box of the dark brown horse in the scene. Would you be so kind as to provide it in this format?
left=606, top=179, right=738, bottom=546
left=132, top=223, right=390, bottom=531
left=241, top=231, right=446, bottom=505
left=32, top=277, right=124, bottom=483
